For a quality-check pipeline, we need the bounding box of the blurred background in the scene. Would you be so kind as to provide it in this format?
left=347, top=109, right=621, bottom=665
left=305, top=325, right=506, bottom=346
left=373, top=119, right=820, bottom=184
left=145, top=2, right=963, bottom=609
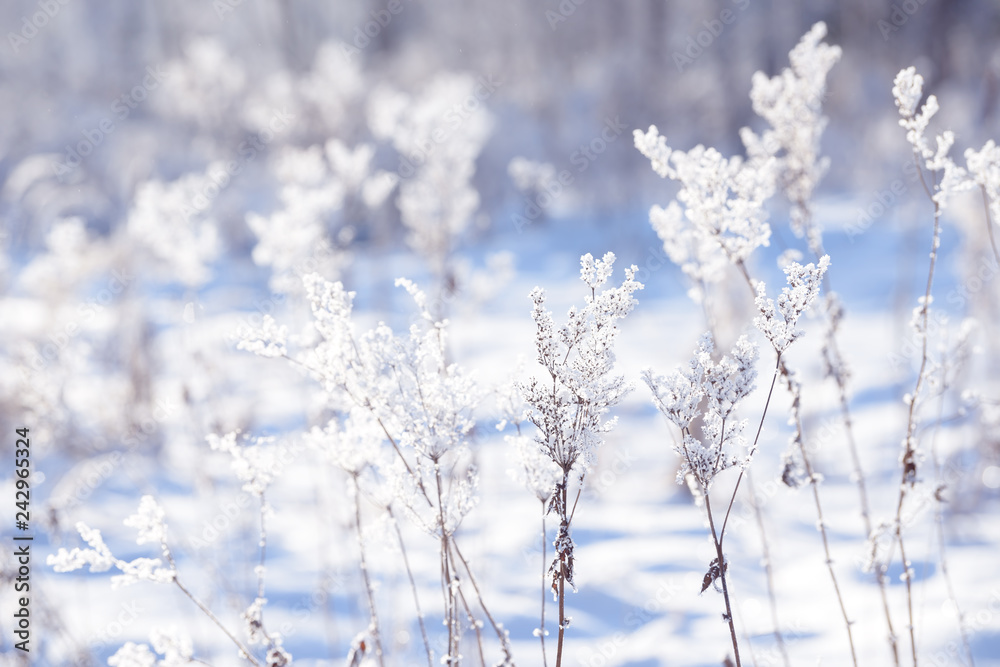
left=2, top=0, right=1000, bottom=250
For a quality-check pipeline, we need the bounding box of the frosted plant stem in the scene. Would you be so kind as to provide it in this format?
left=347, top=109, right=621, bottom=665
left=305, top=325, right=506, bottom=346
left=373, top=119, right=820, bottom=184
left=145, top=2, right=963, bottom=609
left=704, top=493, right=741, bottom=667
left=256, top=494, right=267, bottom=599
left=389, top=506, right=434, bottom=667
left=171, top=576, right=260, bottom=666
left=929, top=395, right=975, bottom=667
left=733, top=256, right=862, bottom=664
left=451, top=539, right=516, bottom=664
left=720, top=356, right=781, bottom=540
left=540, top=503, right=549, bottom=667
left=981, top=186, right=1000, bottom=269
left=350, top=474, right=386, bottom=667
left=455, top=584, right=486, bottom=667
left=781, top=363, right=859, bottom=667
left=155, top=532, right=261, bottom=666
left=744, top=469, right=790, bottom=667
left=896, top=159, right=943, bottom=667
left=833, top=352, right=898, bottom=666
left=701, top=300, right=786, bottom=667
left=808, top=232, right=899, bottom=666
left=434, top=465, right=459, bottom=666
left=555, top=477, right=569, bottom=667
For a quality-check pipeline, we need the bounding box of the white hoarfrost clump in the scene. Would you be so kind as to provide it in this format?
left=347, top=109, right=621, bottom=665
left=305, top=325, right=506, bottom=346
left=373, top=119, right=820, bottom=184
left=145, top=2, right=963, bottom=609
left=520, top=252, right=643, bottom=480
left=634, top=125, right=775, bottom=300
left=126, top=168, right=221, bottom=286
left=206, top=431, right=293, bottom=498
left=892, top=66, right=972, bottom=211
left=754, top=256, right=831, bottom=355
left=47, top=496, right=176, bottom=588
left=643, top=333, right=759, bottom=491
left=107, top=629, right=195, bottom=667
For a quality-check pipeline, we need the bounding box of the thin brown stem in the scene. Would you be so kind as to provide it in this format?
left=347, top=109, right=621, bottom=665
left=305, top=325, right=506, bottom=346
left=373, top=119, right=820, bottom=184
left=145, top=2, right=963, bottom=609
left=782, top=364, right=858, bottom=667
left=451, top=539, right=516, bottom=664
left=745, top=469, right=790, bottom=667
left=172, top=577, right=261, bottom=666
left=350, top=474, right=385, bottom=667
left=980, top=185, right=1000, bottom=275
left=720, top=356, right=781, bottom=545
left=388, top=506, right=434, bottom=667
left=704, top=493, right=741, bottom=667
left=540, top=502, right=549, bottom=667
left=555, top=478, right=569, bottom=667
left=894, top=158, right=943, bottom=667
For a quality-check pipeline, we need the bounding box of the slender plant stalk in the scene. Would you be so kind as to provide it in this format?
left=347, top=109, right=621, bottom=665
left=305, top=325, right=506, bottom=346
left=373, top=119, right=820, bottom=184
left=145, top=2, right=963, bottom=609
left=158, top=527, right=261, bottom=665
left=455, top=584, right=487, bottom=667
left=554, top=477, right=569, bottom=667
left=794, top=187, right=901, bottom=667
left=434, top=465, right=459, bottom=666
left=698, top=277, right=788, bottom=666
left=451, top=539, right=516, bottom=664
left=171, top=576, right=261, bottom=666
left=682, top=355, right=782, bottom=667
left=781, top=362, right=859, bottom=666
left=720, top=356, right=781, bottom=540
left=388, top=506, right=435, bottom=667
left=982, top=186, right=1000, bottom=269
left=930, top=390, right=975, bottom=667
left=539, top=502, right=550, bottom=667
left=894, top=158, right=943, bottom=667
left=833, top=355, right=900, bottom=666
left=744, top=469, right=790, bottom=667
left=731, top=257, right=861, bottom=665
left=705, top=492, right=742, bottom=667
left=350, top=474, right=386, bottom=667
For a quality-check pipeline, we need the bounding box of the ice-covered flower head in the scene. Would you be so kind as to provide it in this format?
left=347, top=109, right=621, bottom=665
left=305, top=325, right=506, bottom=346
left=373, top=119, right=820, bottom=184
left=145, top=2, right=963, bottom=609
left=635, top=126, right=775, bottom=301
left=643, top=333, right=759, bottom=491
left=754, top=255, right=829, bottom=354
left=520, top=252, right=643, bottom=475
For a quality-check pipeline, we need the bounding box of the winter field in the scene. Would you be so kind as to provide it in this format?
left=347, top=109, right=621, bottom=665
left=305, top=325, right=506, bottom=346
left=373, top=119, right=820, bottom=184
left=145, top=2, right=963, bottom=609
left=2, top=3, right=1000, bottom=667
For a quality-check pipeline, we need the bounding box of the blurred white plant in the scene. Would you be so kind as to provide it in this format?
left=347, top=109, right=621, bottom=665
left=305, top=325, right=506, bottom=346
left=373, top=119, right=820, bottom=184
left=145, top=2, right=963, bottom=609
left=47, top=497, right=175, bottom=588
left=964, top=139, right=1000, bottom=264
left=369, top=74, right=494, bottom=308
left=634, top=126, right=775, bottom=301
left=49, top=496, right=269, bottom=665
left=248, top=140, right=396, bottom=294
left=508, top=435, right=562, bottom=503
left=107, top=629, right=196, bottom=667
left=158, top=38, right=247, bottom=131
left=740, top=21, right=841, bottom=251
left=207, top=431, right=293, bottom=498
left=239, top=272, right=512, bottom=666
left=126, top=168, right=221, bottom=286
left=643, top=333, right=759, bottom=491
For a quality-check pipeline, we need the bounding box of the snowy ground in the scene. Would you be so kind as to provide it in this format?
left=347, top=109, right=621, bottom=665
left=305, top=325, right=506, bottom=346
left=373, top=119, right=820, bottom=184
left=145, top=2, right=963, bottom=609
left=8, top=199, right=999, bottom=667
